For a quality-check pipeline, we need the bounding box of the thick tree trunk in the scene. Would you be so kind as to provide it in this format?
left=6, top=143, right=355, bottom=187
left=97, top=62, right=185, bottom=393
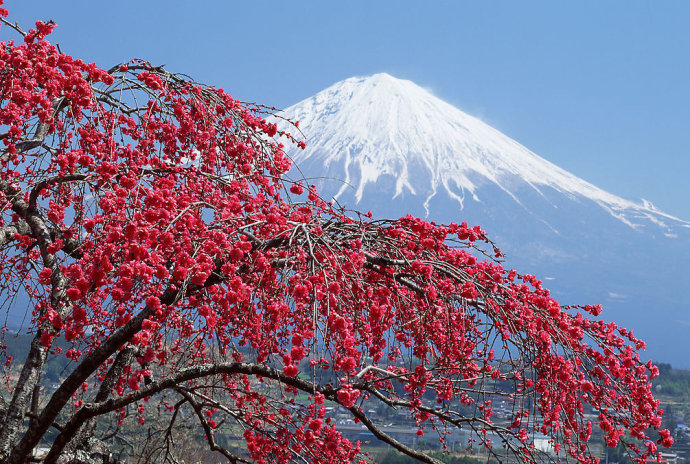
left=0, top=336, right=49, bottom=459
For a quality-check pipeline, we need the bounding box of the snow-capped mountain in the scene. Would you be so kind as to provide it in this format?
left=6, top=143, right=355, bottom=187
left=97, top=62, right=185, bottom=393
left=285, top=73, right=687, bottom=234
left=277, top=73, right=690, bottom=367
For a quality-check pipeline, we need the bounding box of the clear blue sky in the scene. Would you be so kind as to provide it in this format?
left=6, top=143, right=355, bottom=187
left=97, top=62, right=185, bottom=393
left=6, top=1, right=690, bottom=220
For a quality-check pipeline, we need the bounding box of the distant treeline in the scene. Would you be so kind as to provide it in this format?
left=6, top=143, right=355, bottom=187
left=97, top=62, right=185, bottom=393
left=654, top=363, right=690, bottom=397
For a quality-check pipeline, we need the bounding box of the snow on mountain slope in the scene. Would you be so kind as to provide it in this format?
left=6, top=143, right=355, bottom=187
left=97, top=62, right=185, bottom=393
left=280, top=73, right=688, bottom=233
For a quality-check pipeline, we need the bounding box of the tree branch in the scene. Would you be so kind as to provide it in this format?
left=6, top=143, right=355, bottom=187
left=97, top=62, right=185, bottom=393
left=40, top=361, right=442, bottom=464
left=0, top=221, right=31, bottom=247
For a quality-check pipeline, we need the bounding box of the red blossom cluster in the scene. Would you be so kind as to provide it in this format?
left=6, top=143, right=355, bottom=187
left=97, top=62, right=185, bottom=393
left=0, top=6, right=670, bottom=464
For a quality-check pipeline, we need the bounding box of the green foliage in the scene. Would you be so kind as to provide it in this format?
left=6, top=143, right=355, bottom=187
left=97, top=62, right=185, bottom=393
left=653, top=363, right=690, bottom=397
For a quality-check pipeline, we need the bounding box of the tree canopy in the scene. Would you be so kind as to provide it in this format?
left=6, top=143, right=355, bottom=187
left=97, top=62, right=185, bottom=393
left=0, top=6, right=671, bottom=464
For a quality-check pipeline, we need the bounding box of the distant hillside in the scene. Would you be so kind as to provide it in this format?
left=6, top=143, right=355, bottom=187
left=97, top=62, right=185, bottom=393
left=2, top=332, right=73, bottom=384
left=654, top=363, right=690, bottom=397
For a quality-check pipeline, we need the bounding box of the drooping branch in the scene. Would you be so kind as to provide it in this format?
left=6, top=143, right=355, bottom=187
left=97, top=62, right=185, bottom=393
left=41, top=361, right=443, bottom=464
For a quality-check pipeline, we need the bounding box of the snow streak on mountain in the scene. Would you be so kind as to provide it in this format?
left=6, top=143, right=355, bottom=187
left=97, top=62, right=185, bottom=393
left=283, top=73, right=687, bottom=234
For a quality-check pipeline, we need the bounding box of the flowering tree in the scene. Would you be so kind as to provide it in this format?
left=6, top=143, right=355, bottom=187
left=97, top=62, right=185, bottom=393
left=0, top=7, right=671, bottom=464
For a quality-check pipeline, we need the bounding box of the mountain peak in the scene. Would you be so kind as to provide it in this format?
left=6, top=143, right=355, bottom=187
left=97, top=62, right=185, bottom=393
left=361, top=71, right=396, bottom=80
left=279, top=75, right=687, bottom=231
left=348, top=72, right=405, bottom=83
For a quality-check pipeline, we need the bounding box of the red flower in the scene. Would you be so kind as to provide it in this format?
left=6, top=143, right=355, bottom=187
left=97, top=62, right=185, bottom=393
left=66, top=288, right=82, bottom=301
left=40, top=332, right=53, bottom=347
